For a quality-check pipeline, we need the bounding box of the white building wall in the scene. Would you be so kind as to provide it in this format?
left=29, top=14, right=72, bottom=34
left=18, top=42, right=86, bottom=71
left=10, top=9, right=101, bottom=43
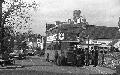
left=37, top=37, right=44, bottom=50
left=86, top=39, right=112, bottom=45
left=114, top=41, right=120, bottom=50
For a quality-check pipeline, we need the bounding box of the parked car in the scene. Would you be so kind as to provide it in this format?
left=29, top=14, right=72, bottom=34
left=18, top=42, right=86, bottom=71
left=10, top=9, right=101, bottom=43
left=18, top=53, right=26, bottom=59
left=9, top=50, right=26, bottom=60
left=9, top=52, right=19, bottom=58
left=27, top=49, right=35, bottom=56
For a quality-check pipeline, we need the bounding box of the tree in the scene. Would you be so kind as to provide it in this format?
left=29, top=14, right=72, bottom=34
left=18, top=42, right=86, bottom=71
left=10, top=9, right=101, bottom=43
left=3, top=0, right=38, bottom=32
left=1, top=0, right=39, bottom=54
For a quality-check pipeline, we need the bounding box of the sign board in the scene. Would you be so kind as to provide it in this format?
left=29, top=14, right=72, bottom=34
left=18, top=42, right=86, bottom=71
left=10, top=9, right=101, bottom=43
left=59, top=33, right=64, bottom=40
left=46, top=34, right=57, bottom=43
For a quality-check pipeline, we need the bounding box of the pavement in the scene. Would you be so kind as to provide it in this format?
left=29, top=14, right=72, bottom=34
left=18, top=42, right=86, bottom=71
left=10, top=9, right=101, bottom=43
left=36, top=55, right=116, bottom=74
left=26, top=56, right=117, bottom=74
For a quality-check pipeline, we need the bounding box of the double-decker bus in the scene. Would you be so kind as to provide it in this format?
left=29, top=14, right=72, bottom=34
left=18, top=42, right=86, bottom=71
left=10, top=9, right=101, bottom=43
left=45, top=22, right=88, bottom=66
left=45, top=40, right=83, bottom=65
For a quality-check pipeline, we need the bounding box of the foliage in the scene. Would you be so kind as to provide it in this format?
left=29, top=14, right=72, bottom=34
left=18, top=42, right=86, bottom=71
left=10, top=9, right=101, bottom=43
left=99, top=52, right=120, bottom=72
left=1, top=0, right=39, bottom=53
left=2, top=0, right=38, bottom=33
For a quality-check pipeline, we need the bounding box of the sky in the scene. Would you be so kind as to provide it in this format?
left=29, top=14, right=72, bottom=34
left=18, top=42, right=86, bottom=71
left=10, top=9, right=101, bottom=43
left=25, top=0, right=120, bottom=36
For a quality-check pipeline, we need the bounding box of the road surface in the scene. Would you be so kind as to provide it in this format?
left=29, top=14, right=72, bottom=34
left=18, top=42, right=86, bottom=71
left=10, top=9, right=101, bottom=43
left=0, top=56, right=116, bottom=75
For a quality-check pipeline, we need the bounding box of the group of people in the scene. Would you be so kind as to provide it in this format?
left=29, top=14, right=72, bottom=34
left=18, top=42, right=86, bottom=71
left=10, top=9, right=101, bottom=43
left=54, top=45, right=99, bottom=67
left=75, top=46, right=99, bottom=67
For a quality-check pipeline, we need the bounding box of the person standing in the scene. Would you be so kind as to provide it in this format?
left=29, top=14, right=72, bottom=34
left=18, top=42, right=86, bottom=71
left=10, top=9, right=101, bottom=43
left=85, top=48, right=89, bottom=66
left=91, top=47, right=95, bottom=65
left=89, top=48, right=92, bottom=65
left=46, top=53, right=49, bottom=62
left=81, top=48, right=85, bottom=66
left=76, top=48, right=85, bottom=67
left=93, top=46, right=99, bottom=67
left=54, top=50, right=59, bottom=64
left=101, top=48, right=105, bottom=66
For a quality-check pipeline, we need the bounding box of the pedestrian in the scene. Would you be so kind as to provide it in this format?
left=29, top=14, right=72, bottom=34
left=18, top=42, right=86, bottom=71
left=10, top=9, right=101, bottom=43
left=85, top=48, right=89, bottom=66
left=93, top=46, right=99, bottom=67
left=46, top=53, right=49, bottom=61
left=2, top=51, right=9, bottom=60
left=54, top=50, right=59, bottom=64
left=91, top=47, right=95, bottom=65
left=76, top=48, right=83, bottom=67
left=89, top=49, right=92, bottom=65
left=81, top=48, right=85, bottom=66
left=101, top=48, right=105, bottom=66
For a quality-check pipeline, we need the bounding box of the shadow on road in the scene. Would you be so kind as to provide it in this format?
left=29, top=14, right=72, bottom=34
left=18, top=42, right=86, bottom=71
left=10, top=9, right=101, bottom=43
left=0, top=69, right=116, bottom=75
left=22, top=64, right=53, bottom=68
left=0, top=64, right=117, bottom=75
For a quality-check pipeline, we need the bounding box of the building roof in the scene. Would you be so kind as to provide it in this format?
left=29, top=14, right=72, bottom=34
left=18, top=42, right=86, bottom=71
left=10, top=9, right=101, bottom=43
left=46, top=22, right=119, bottom=40
left=94, top=38, right=113, bottom=41
left=46, top=24, right=56, bottom=31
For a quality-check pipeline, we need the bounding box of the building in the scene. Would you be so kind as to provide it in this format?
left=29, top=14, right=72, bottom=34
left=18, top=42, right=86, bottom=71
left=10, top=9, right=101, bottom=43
left=108, top=39, right=120, bottom=50
left=25, top=34, right=44, bottom=51
left=45, top=10, right=118, bottom=50
left=86, top=39, right=112, bottom=45
left=37, top=36, right=44, bottom=50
